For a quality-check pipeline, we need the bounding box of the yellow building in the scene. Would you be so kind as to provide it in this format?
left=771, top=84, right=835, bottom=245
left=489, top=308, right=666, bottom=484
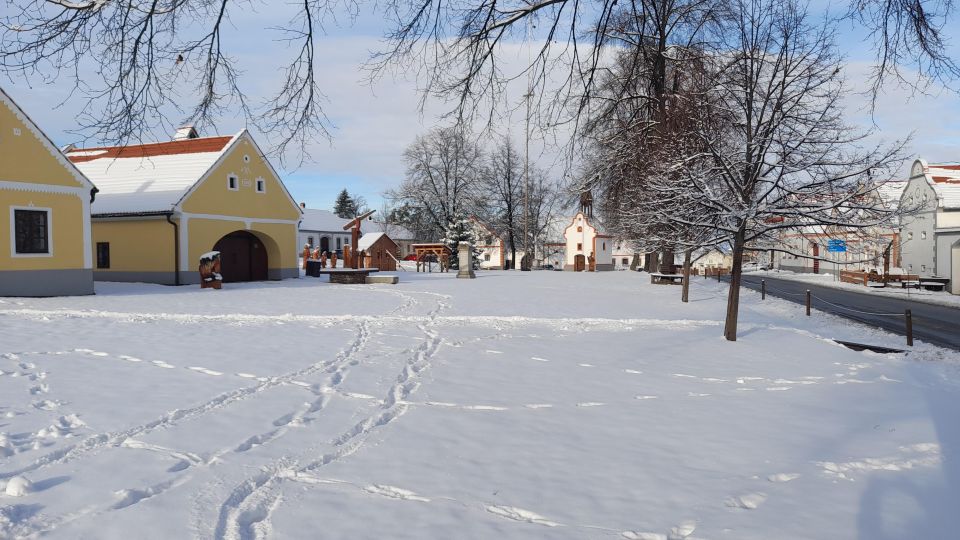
left=66, top=128, right=301, bottom=285
left=1, top=87, right=97, bottom=296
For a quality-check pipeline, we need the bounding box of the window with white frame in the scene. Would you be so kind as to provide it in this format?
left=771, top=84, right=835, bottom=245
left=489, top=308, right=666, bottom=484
left=255, top=178, right=266, bottom=193
left=227, top=174, right=238, bottom=191
left=12, top=208, right=51, bottom=255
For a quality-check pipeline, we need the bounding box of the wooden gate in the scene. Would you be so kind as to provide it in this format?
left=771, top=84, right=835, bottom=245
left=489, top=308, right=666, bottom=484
left=214, top=231, right=268, bottom=282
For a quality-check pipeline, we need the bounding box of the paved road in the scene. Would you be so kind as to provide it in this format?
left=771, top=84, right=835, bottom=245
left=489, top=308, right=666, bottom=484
left=721, top=274, right=960, bottom=351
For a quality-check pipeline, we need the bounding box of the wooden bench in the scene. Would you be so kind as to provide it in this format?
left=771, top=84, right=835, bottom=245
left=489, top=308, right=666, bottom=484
left=840, top=270, right=869, bottom=286
left=650, top=272, right=684, bottom=285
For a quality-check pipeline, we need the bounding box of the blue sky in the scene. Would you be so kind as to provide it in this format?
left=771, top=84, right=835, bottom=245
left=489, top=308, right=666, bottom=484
left=5, top=1, right=960, bottom=212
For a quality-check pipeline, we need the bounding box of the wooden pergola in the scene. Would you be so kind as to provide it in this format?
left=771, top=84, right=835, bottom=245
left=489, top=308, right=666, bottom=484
left=411, top=243, right=451, bottom=273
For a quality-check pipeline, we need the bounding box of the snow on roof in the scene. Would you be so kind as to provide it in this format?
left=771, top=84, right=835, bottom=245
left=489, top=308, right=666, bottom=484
left=299, top=209, right=348, bottom=232
left=66, top=135, right=236, bottom=214
left=363, top=220, right=415, bottom=240
left=357, top=232, right=388, bottom=252
left=919, top=162, right=960, bottom=210
left=298, top=209, right=416, bottom=239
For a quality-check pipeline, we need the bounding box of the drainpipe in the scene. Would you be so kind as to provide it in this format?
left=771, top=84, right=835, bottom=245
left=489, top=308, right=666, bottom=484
left=165, top=212, right=181, bottom=286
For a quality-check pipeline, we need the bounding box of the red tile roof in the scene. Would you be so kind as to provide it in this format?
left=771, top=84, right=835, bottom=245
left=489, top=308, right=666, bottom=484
left=66, top=136, right=233, bottom=163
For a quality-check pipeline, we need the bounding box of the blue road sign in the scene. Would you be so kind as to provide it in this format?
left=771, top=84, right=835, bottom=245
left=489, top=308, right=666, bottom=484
left=827, top=239, right=847, bottom=253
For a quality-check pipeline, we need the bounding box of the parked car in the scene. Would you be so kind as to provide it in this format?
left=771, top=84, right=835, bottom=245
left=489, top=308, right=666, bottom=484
left=403, top=254, right=418, bottom=261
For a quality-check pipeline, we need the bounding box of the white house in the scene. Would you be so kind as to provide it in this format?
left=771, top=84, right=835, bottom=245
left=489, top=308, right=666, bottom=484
left=899, top=159, right=960, bottom=294
left=561, top=212, right=614, bottom=271
left=693, top=248, right=733, bottom=272
left=298, top=206, right=352, bottom=255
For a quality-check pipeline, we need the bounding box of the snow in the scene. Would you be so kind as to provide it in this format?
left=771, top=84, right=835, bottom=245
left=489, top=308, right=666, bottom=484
left=356, top=232, right=386, bottom=252
left=750, top=269, right=960, bottom=308
left=1, top=272, right=959, bottom=539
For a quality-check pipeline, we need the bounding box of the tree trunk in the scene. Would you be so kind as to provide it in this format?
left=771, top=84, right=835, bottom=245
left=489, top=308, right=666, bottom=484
left=645, top=251, right=658, bottom=273
left=508, top=230, right=516, bottom=270
left=659, top=248, right=674, bottom=274
left=724, top=230, right=747, bottom=341
left=682, top=249, right=692, bottom=303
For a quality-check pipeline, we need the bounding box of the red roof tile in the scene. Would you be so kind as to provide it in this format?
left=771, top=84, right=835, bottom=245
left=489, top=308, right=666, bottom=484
left=66, top=136, right=233, bottom=163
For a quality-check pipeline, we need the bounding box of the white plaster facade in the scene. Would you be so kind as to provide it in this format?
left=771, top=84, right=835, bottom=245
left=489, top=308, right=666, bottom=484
left=561, top=212, right=614, bottom=271
left=899, top=159, right=960, bottom=294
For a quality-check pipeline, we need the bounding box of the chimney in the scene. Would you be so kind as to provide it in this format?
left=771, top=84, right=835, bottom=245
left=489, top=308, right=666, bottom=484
left=60, top=143, right=76, bottom=153
left=173, top=124, right=199, bottom=141
left=300, top=202, right=306, bottom=209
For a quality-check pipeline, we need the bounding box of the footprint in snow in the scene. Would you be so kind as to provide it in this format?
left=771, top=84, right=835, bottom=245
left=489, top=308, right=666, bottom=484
left=119, top=355, right=142, bottom=363
left=576, top=402, right=605, bottom=407
left=578, top=363, right=594, bottom=367
left=151, top=360, right=175, bottom=369
left=621, top=532, right=667, bottom=540
left=188, top=367, right=223, bottom=376
left=624, top=369, right=643, bottom=374
left=634, top=395, right=658, bottom=400
left=485, top=350, right=503, bottom=354
left=530, top=357, right=549, bottom=362
left=485, top=505, right=560, bottom=527
left=725, top=492, right=767, bottom=509
left=364, top=485, right=430, bottom=502
left=524, top=404, right=553, bottom=409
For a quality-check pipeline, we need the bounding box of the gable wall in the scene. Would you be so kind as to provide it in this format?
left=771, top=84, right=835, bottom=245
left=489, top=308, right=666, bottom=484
left=180, top=136, right=300, bottom=221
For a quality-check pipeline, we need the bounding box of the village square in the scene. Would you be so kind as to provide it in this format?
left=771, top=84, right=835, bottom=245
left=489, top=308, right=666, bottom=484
left=3, top=0, right=960, bottom=538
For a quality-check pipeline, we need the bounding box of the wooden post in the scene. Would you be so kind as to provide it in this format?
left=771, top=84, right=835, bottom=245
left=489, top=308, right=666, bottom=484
left=805, top=290, right=811, bottom=316
left=761, top=279, right=766, bottom=300
left=681, top=249, right=692, bottom=303
left=905, top=309, right=913, bottom=347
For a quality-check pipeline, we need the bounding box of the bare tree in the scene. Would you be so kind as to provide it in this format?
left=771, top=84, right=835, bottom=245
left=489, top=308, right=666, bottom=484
left=389, top=126, right=483, bottom=239
left=477, top=136, right=524, bottom=268
left=643, top=0, right=910, bottom=340
left=0, top=0, right=338, bottom=163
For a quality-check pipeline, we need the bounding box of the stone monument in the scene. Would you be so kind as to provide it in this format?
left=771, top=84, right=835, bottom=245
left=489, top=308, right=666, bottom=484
left=457, top=242, right=476, bottom=279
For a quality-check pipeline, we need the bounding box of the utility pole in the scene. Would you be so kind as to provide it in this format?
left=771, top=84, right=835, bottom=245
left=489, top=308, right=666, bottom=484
left=521, top=17, right=532, bottom=271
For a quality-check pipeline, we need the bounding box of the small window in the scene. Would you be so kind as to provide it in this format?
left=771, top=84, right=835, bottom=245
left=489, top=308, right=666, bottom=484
left=243, top=154, right=251, bottom=163
left=921, top=264, right=927, bottom=272
left=308, top=236, right=314, bottom=246
left=577, top=243, right=583, bottom=251
left=13, top=209, right=50, bottom=255
left=255, top=178, right=266, bottom=193
left=96, top=242, right=110, bottom=269
left=227, top=175, right=238, bottom=191
left=336, top=237, right=342, bottom=249
left=484, top=254, right=491, bottom=261
left=908, top=231, right=913, bottom=240
left=602, top=242, right=606, bottom=250
left=921, top=231, right=927, bottom=240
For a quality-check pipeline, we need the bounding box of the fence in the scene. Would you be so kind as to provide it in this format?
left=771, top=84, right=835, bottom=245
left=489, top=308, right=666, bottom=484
left=754, top=278, right=914, bottom=347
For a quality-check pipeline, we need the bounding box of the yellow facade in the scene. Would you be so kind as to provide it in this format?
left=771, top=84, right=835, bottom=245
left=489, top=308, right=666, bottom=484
left=1, top=87, right=95, bottom=296
left=181, top=137, right=301, bottom=221
left=92, top=219, right=176, bottom=273
left=0, top=99, right=80, bottom=188
left=87, top=131, right=300, bottom=284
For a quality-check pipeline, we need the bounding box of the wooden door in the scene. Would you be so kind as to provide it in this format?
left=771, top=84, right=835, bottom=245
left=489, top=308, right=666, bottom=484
left=574, top=254, right=586, bottom=272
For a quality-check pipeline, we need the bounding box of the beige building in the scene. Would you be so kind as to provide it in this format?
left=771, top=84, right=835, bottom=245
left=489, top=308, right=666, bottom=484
left=67, top=128, right=301, bottom=285
left=1, top=87, right=97, bottom=296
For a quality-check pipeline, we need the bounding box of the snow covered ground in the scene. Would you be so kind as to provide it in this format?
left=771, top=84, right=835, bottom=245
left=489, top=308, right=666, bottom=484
left=1, top=271, right=958, bottom=539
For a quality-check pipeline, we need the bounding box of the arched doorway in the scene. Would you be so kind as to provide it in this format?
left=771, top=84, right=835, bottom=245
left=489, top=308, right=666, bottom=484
left=574, top=254, right=586, bottom=272
left=213, top=231, right=268, bottom=282
left=320, top=236, right=330, bottom=253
